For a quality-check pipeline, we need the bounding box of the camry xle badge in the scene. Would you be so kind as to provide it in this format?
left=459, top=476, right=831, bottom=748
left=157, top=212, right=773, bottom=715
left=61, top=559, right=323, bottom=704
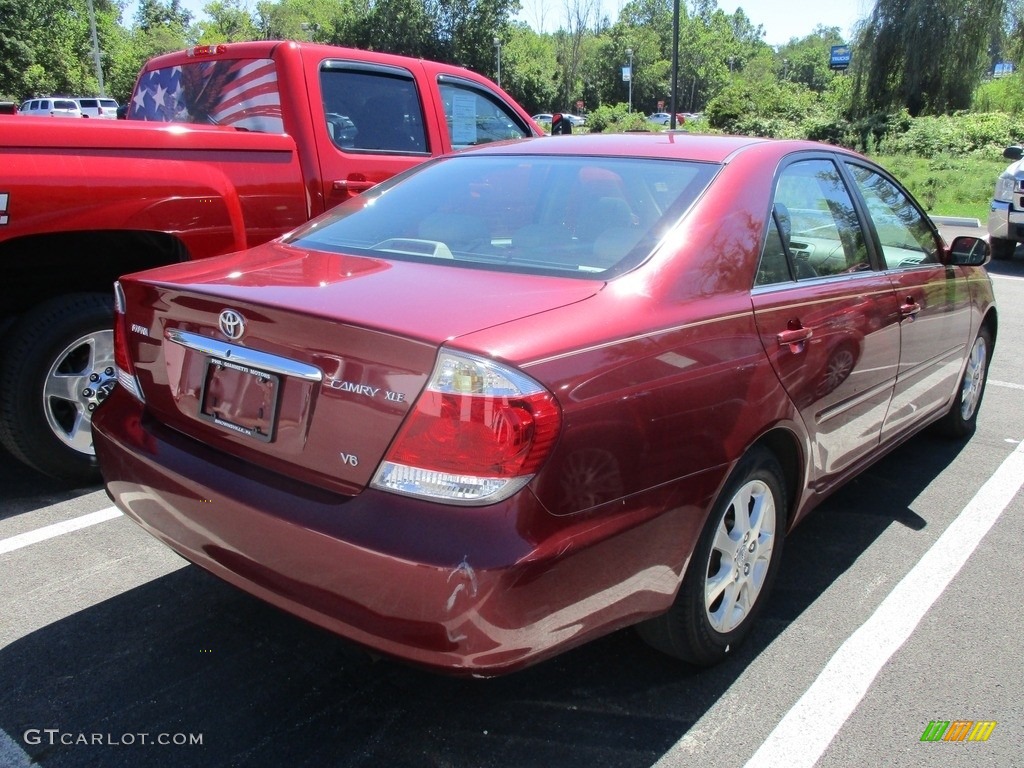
left=219, top=309, right=245, bottom=340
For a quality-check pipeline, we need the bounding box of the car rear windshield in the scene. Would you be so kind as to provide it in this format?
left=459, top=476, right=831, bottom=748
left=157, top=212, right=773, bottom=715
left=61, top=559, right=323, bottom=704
left=290, top=154, right=718, bottom=279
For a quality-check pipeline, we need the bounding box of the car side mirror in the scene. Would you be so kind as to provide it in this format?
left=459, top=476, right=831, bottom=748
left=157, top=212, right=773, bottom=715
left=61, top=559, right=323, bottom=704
left=1004, top=145, right=1023, bottom=161
left=946, top=235, right=990, bottom=266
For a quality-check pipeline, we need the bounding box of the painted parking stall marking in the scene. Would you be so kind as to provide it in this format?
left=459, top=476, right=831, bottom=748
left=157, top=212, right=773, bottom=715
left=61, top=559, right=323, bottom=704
left=0, top=506, right=122, bottom=555
left=740, top=439, right=1024, bottom=768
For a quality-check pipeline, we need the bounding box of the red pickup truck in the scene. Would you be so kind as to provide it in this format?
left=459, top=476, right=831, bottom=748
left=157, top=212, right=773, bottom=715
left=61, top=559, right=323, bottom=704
left=0, top=40, right=540, bottom=483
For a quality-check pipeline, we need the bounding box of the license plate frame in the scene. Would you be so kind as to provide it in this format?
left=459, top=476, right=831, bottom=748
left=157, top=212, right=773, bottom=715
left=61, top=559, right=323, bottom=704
left=199, top=357, right=280, bottom=443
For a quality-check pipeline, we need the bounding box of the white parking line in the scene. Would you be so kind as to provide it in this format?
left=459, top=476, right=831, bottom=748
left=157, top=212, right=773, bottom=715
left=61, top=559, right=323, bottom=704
left=742, top=439, right=1024, bottom=768
left=0, top=729, right=32, bottom=768
left=0, top=506, right=122, bottom=555
left=990, top=379, right=1024, bottom=391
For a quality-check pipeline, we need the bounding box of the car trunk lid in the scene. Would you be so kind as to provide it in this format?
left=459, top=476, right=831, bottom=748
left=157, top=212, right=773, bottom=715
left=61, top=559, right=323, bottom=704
left=119, top=244, right=599, bottom=494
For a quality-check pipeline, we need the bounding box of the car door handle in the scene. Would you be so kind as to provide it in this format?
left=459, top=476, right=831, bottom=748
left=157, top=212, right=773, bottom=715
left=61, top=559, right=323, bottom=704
left=899, top=298, right=922, bottom=320
left=332, top=178, right=377, bottom=194
left=777, top=326, right=813, bottom=347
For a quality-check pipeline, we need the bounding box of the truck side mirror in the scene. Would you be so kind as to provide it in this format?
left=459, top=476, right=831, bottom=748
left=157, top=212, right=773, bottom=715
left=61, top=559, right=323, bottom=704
left=1004, top=145, right=1023, bottom=161
left=551, top=113, right=572, bottom=135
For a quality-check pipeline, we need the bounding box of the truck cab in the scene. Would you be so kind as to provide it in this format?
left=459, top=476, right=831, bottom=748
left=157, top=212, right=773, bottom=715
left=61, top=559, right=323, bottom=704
left=0, top=40, right=540, bottom=483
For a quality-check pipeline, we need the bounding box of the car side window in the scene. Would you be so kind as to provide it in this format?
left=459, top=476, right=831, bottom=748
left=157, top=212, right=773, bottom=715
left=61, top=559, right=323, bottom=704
left=845, top=163, right=940, bottom=268
left=320, top=63, right=427, bottom=154
left=438, top=79, right=532, bottom=150
left=757, top=158, right=870, bottom=287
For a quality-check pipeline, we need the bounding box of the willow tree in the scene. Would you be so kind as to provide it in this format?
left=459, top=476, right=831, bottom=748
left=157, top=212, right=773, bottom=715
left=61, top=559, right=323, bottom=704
left=851, top=0, right=1005, bottom=116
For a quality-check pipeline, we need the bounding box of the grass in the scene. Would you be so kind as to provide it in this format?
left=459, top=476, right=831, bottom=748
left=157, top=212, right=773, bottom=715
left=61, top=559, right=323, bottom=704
left=868, top=153, right=1009, bottom=223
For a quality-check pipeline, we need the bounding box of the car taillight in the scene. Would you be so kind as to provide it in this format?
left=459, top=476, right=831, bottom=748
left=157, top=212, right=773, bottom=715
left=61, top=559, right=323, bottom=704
left=371, top=351, right=561, bottom=505
left=113, top=281, right=143, bottom=402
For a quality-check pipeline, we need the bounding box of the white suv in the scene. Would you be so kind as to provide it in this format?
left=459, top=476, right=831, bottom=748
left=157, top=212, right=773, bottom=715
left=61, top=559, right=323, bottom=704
left=18, top=98, right=82, bottom=118
left=76, top=97, right=120, bottom=119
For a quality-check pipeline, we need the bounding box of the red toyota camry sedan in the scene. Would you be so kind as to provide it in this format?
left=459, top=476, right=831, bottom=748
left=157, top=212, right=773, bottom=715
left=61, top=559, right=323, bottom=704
left=93, top=133, right=997, bottom=675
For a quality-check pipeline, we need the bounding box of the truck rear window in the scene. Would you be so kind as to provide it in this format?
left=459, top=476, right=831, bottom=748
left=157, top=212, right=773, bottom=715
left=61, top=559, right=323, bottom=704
left=128, top=58, right=283, bottom=133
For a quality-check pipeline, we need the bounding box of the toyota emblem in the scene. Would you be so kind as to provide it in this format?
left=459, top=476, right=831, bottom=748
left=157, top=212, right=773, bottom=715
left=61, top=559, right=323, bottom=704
left=219, top=309, right=245, bottom=340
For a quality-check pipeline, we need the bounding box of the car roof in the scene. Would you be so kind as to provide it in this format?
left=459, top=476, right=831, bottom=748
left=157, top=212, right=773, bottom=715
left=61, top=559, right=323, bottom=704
left=454, top=132, right=840, bottom=165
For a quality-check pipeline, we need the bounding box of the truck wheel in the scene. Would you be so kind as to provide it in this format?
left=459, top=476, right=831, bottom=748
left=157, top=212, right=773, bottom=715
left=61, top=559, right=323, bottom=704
left=0, top=293, right=114, bottom=484
left=989, top=237, right=1017, bottom=260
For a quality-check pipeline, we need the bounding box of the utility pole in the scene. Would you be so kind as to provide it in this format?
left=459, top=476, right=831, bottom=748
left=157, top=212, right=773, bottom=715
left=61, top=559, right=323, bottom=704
left=494, top=37, right=501, bottom=88
left=670, top=0, right=679, bottom=129
left=86, top=0, right=106, bottom=96
left=626, top=48, right=633, bottom=113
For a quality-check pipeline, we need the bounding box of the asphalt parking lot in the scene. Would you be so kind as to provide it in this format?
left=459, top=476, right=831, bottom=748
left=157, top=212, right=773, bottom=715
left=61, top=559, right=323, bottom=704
left=2, top=250, right=1023, bottom=768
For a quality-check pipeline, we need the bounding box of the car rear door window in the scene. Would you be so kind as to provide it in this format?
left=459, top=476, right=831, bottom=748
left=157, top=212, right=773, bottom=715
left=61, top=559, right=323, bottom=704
left=756, top=158, right=871, bottom=285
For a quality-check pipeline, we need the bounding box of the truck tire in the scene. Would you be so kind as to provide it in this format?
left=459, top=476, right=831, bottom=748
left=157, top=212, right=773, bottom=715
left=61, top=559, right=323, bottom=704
left=0, top=293, right=115, bottom=484
left=989, top=237, right=1017, bottom=260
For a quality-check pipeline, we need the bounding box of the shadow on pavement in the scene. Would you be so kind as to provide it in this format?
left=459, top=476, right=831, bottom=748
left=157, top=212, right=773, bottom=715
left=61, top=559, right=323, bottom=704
left=0, top=444, right=102, bottom=519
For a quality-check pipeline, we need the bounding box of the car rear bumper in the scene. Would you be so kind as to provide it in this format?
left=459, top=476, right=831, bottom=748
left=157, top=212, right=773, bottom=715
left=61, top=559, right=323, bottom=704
left=93, top=387, right=704, bottom=675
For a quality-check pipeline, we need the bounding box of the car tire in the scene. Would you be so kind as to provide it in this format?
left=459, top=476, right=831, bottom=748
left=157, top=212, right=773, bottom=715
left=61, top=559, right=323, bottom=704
left=0, top=293, right=115, bottom=484
left=637, top=446, right=787, bottom=666
left=989, top=237, right=1017, bottom=260
left=936, top=326, right=992, bottom=439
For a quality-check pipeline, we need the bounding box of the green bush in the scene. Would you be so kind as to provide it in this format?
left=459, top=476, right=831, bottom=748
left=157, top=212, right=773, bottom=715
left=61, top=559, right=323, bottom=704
left=587, top=103, right=654, bottom=133
left=802, top=115, right=857, bottom=148
left=973, top=74, right=1024, bottom=115
left=876, top=112, right=1017, bottom=156
left=871, top=153, right=1009, bottom=221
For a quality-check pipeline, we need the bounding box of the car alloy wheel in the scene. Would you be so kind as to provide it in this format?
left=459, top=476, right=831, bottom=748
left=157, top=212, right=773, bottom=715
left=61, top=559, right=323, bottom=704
left=958, top=331, right=988, bottom=423
left=703, top=476, right=778, bottom=633
left=938, top=327, right=992, bottom=439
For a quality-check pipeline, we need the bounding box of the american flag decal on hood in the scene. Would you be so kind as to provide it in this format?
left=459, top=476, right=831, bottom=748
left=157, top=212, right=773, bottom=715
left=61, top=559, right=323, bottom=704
left=130, top=58, right=283, bottom=133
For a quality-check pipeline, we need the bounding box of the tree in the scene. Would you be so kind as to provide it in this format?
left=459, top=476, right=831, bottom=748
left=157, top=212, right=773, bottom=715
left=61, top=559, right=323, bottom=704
left=199, top=0, right=261, bottom=42
left=135, top=0, right=193, bottom=32
left=0, top=0, right=38, bottom=99
left=553, top=0, right=600, bottom=109
left=776, top=25, right=846, bottom=93
left=851, top=0, right=1005, bottom=117
left=501, top=22, right=560, bottom=112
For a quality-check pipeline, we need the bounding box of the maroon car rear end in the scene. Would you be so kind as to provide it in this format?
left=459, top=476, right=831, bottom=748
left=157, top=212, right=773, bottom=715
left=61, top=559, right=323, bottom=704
left=94, top=134, right=997, bottom=674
